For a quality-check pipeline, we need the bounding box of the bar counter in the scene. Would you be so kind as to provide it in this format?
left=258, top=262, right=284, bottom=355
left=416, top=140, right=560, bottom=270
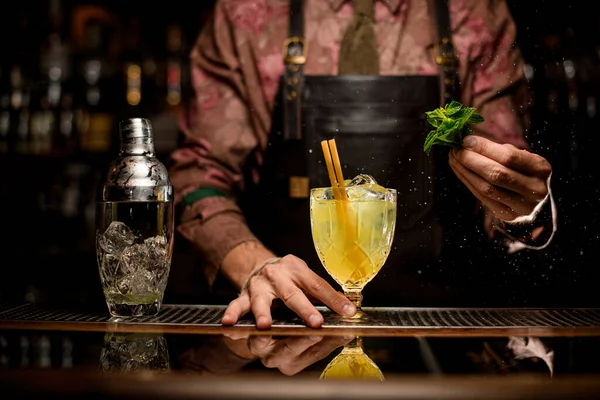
left=1, top=303, right=600, bottom=399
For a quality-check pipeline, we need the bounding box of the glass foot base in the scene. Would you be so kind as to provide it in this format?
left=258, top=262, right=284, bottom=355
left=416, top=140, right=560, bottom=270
left=106, top=300, right=161, bottom=318
left=326, top=309, right=375, bottom=326
left=335, top=290, right=373, bottom=324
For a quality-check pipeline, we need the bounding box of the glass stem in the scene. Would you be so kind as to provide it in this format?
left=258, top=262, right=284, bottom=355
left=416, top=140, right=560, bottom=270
left=342, top=336, right=363, bottom=354
left=344, top=290, right=363, bottom=311
left=347, top=336, right=362, bottom=349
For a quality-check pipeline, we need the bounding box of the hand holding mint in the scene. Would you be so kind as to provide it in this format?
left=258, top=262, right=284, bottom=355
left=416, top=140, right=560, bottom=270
left=423, top=101, right=485, bottom=155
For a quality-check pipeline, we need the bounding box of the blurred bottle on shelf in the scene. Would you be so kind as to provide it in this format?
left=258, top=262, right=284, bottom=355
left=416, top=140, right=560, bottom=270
left=56, top=91, right=76, bottom=154
left=72, top=10, right=116, bottom=154
left=9, top=66, right=31, bottom=155
left=40, top=0, right=70, bottom=108
left=166, top=23, right=186, bottom=112
left=152, top=22, right=190, bottom=155
left=0, top=68, right=10, bottom=154
left=29, top=93, right=55, bottom=155
left=121, top=18, right=144, bottom=112
left=560, top=27, right=584, bottom=174
left=119, top=17, right=159, bottom=119
left=38, top=0, right=75, bottom=156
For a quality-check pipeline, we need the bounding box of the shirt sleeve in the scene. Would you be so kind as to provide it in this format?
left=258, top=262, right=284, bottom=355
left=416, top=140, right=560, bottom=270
left=454, top=0, right=555, bottom=250
left=168, top=2, right=260, bottom=286
left=455, top=0, right=530, bottom=149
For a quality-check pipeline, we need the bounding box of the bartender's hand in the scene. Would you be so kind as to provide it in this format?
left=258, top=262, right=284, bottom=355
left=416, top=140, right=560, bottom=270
left=221, top=254, right=356, bottom=330
left=449, top=135, right=552, bottom=222
left=224, top=333, right=352, bottom=376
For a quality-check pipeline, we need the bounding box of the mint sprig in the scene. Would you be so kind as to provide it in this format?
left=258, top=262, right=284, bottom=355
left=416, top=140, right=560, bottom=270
left=423, top=101, right=485, bottom=155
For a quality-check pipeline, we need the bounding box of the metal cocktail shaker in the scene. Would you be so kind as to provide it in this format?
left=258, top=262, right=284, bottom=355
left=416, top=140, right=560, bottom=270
left=95, top=118, right=174, bottom=317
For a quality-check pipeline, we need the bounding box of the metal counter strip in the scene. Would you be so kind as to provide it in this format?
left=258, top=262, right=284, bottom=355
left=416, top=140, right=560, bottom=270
left=1, top=303, right=600, bottom=336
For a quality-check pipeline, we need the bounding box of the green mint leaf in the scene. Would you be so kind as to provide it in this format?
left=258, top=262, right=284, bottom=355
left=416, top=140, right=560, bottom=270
left=425, top=108, right=445, bottom=119
left=468, top=113, right=485, bottom=124
left=424, top=130, right=438, bottom=155
left=425, top=108, right=445, bottom=128
left=423, top=101, right=485, bottom=154
left=444, top=101, right=462, bottom=116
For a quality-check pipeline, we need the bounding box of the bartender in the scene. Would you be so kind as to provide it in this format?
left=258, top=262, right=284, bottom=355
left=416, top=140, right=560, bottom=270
left=168, top=0, right=555, bottom=329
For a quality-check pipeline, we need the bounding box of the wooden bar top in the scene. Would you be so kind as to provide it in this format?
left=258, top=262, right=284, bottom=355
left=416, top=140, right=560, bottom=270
left=2, top=303, right=600, bottom=400
left=1, top=302, right=600, bottom=337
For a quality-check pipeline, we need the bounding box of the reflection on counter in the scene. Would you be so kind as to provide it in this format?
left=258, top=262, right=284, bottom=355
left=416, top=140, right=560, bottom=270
left=507, top=337, right=555, bottom=376
left=99, top=332, right=169, bottom=373
left=320, top=337, right=384, bottom=381
left=0, top=332, right=74, bottom=369
left=0, top=331, right=595, bottom=378
left=465, top=336, right=555, bottom=376
left=178, top=334, right=558, bottom=378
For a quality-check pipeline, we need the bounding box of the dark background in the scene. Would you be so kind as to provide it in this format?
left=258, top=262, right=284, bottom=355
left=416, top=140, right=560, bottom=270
left=0, top=1, right=598, bottom=309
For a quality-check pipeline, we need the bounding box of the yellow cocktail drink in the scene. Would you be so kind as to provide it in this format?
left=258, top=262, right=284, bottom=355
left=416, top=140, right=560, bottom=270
left=310, top=182, right=397, bottom=292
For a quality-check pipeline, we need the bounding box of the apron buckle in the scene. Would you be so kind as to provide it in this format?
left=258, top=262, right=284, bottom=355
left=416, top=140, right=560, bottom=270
left=289, top=176, right=309, bottom=198
left=283, top=36, right=307, bottom=65
left=434, top=37, right=457, bottom=66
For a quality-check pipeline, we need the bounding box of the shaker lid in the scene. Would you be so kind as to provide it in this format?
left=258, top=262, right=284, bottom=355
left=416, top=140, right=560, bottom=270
left=119, top=118, right=153, bottom=139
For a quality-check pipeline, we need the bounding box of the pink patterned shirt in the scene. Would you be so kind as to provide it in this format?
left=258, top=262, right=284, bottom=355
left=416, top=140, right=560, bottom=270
left=169, top=0, right=531, bottom=285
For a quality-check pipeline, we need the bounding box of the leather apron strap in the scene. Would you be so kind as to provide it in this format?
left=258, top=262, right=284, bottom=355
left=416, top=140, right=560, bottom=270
left=282, top=0, right=305, bottom=140
left=428, top=0, right=460, bottom=105
left=282, top=0, right=460, bottom=137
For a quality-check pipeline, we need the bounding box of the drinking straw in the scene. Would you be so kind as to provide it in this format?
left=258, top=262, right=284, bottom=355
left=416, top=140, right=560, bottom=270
left=320, top=139, right=355, bottom=237
left=321, top=140, right=341, bottom=200
left=328, top=139, right=349, bottom=201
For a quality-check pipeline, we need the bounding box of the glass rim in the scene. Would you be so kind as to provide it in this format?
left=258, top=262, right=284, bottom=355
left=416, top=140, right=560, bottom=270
left=310, top=186, right=397, bottom=201
left=310, top=186, right=397, bottom=194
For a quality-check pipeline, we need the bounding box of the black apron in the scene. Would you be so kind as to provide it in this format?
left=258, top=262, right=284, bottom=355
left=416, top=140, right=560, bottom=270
left=243, top=0, right=489, bottom=306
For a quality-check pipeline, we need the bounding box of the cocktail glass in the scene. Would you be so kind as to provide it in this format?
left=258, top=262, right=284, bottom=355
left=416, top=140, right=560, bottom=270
left=99, top=332, right=170, bottom=372
left=310, top=175, right=397, bottom=323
